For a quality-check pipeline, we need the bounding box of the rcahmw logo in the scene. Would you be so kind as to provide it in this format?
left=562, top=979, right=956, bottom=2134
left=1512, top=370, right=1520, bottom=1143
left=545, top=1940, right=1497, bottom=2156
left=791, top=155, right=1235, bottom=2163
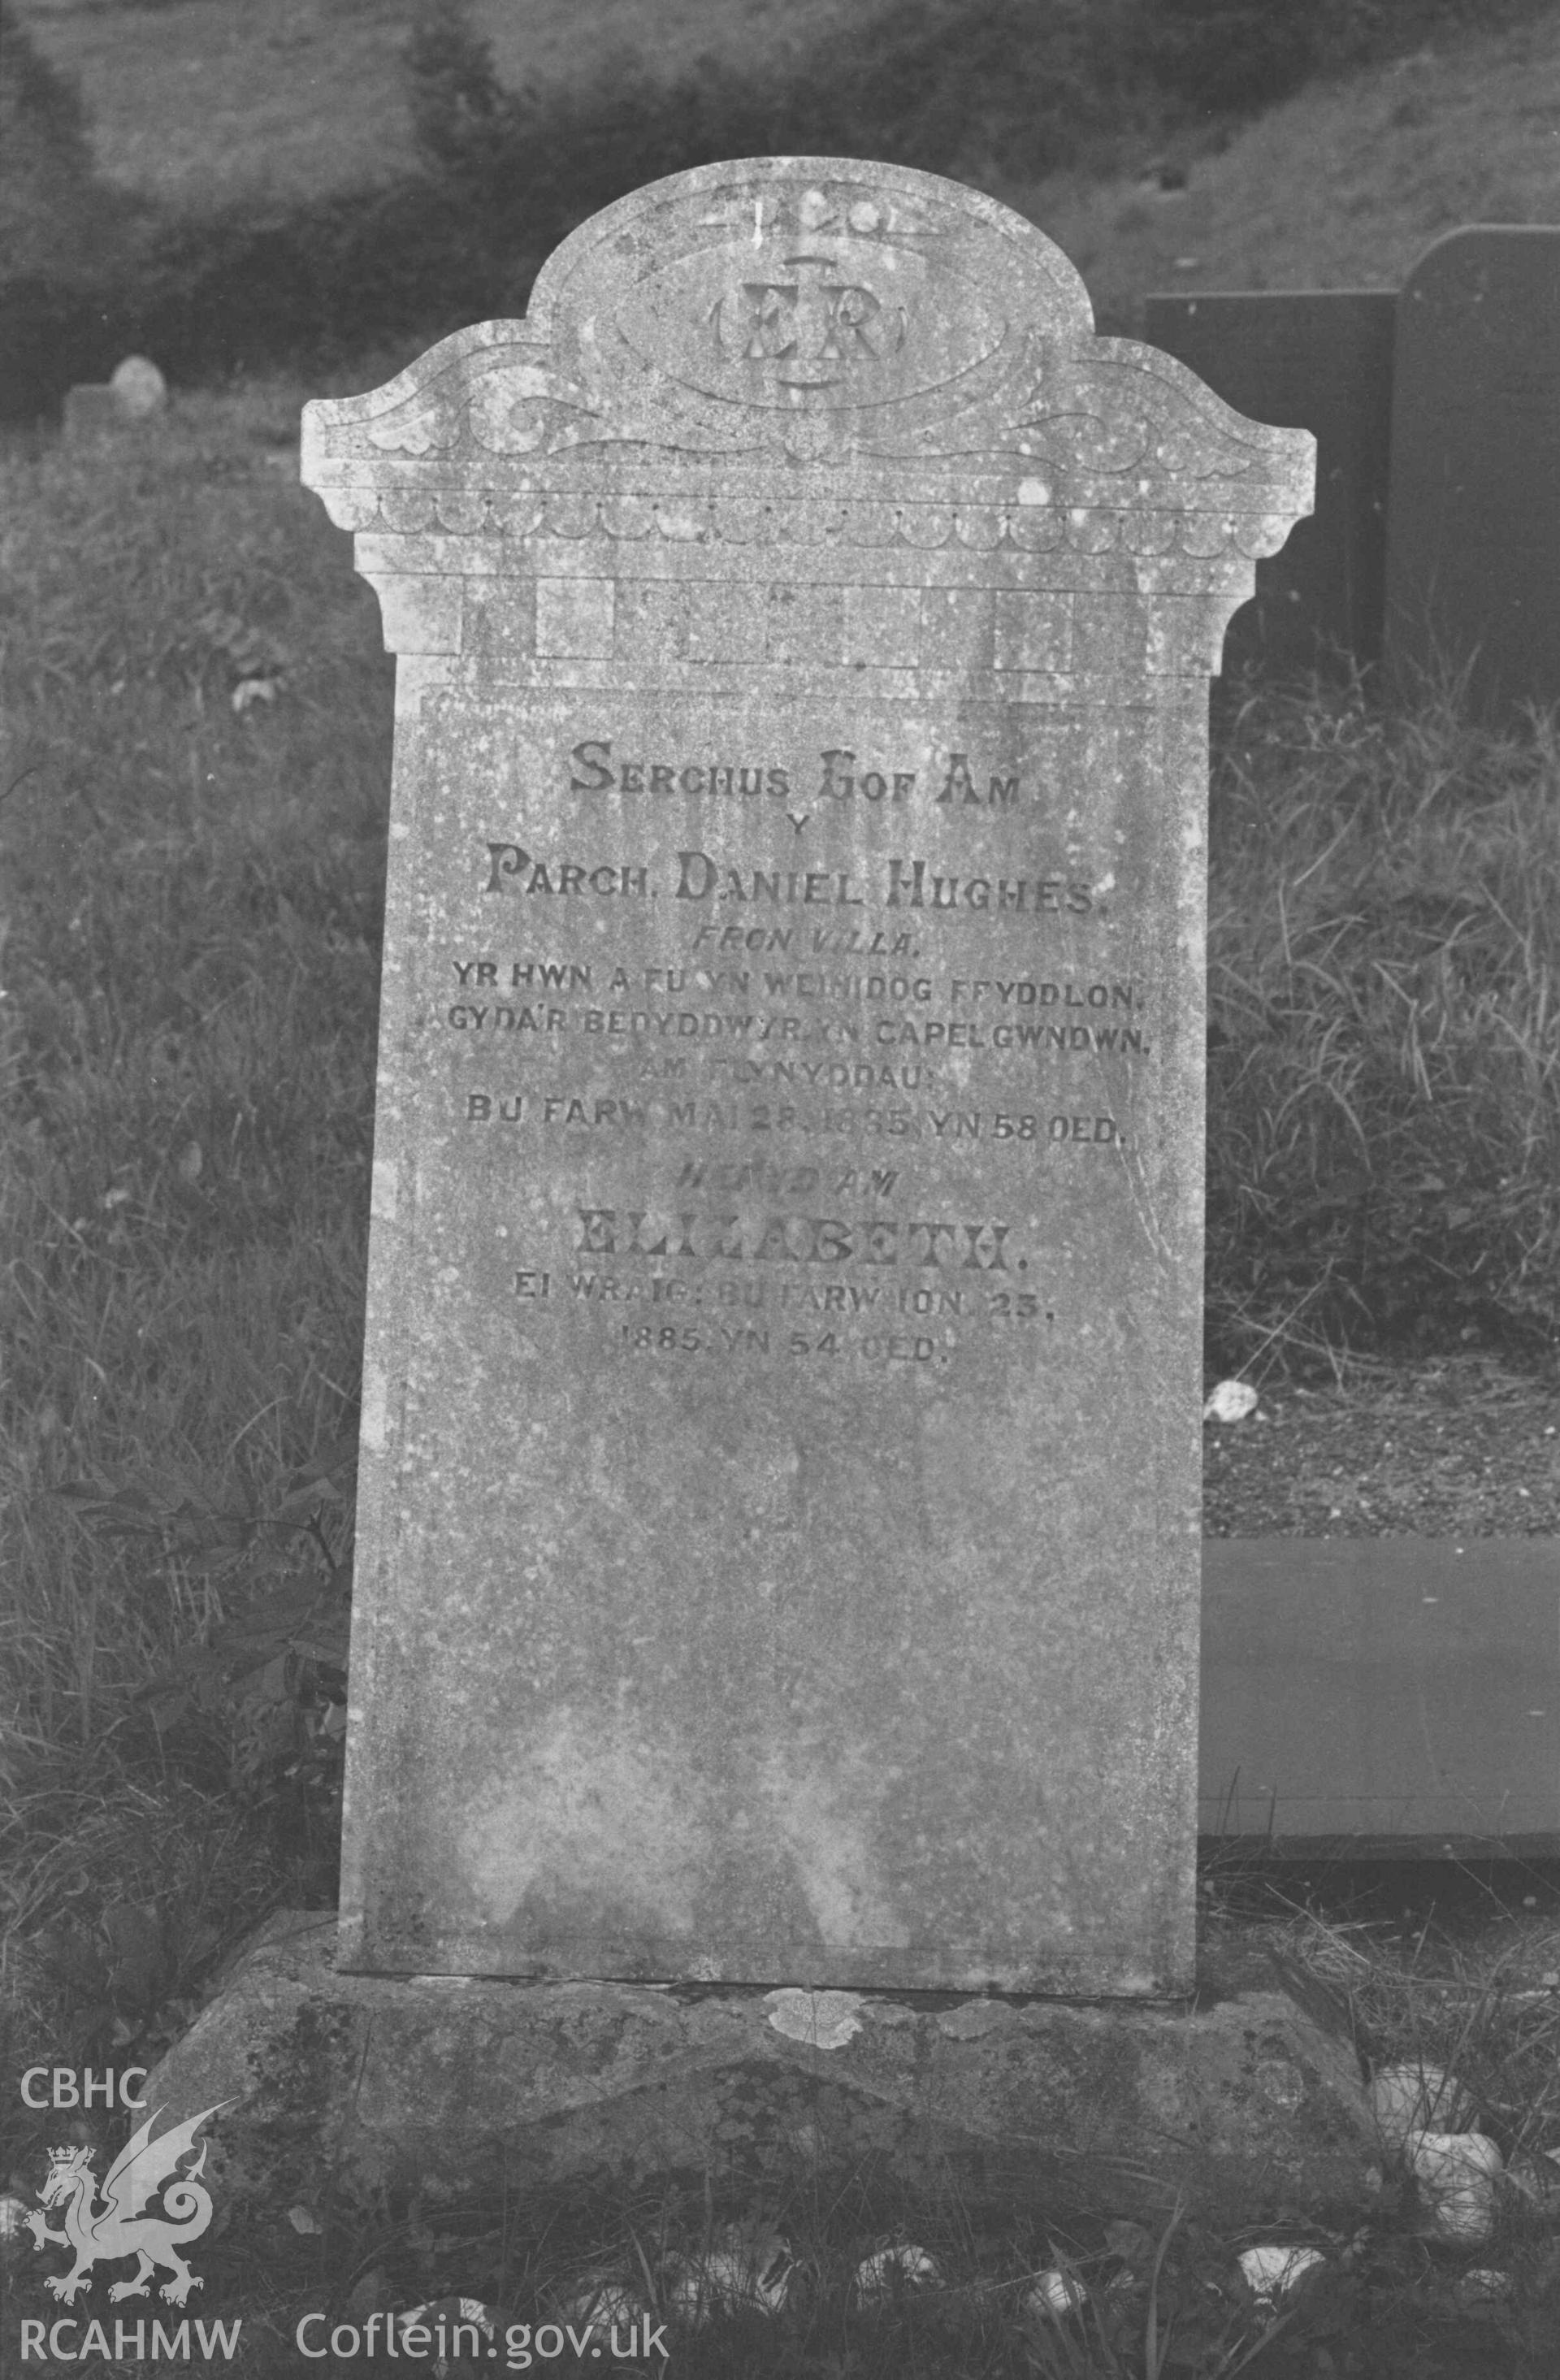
left=21, top=2315, right=241, bottom=2363
left=19, top=2095, right=236, bottom=2353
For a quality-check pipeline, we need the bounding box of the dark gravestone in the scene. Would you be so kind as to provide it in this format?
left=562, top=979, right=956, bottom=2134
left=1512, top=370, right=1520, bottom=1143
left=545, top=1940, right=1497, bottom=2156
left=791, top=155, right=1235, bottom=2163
left=1146, top=293, right=1394, bottom=679
left=303, top=158, right=1311, bottom=1996
left=1386, top=227, right=1560, bottom=720
left=1201, top=1538, right=1560, bottom=1850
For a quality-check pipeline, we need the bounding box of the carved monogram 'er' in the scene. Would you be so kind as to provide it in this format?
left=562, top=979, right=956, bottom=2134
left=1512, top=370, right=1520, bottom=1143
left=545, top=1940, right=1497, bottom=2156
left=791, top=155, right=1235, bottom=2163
left=304, top=161, right=1311, bottom=1994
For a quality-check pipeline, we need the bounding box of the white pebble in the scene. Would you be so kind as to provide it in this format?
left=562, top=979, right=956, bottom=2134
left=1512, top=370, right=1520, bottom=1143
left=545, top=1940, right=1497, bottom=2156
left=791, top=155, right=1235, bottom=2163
left=1237, top=2244, right=1326, bottom=2305
left=1454, top=2266, right=1514, bottom=2308
left=1203, top=1379, right=1259, bottom=1424
left=1408, top=2131, right=1503, bottom=2241
left=854, top=2244, right=940, bottom=2298
left=1025, top=2266, right=1088, bottom=2317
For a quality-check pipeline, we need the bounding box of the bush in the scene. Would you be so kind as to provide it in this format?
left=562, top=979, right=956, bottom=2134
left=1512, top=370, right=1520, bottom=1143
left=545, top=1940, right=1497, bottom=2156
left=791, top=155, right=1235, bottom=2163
left=0, top=2, right=146, bottom=411
left=370, top=0, right=1159, bottom=348
left=401, top=0, right=1144, bottom=245
left=0, top=0, right=100, bottom=271
left=1131, top=0, right=1324, bottom=113
left=118, top=180, right=499, bottom=384
left=1127, top=0, right=1557, bottom=114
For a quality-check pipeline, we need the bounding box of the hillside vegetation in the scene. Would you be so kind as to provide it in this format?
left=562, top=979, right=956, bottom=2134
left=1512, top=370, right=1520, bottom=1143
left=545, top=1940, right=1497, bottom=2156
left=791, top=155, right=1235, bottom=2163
left=21, top=1, right=1560, bottom=305
left=15, top=0, right=869, bottom=205
left=9, top=0, right=1560, bottom=397
left=1000, top=10, right=1560, bottom=320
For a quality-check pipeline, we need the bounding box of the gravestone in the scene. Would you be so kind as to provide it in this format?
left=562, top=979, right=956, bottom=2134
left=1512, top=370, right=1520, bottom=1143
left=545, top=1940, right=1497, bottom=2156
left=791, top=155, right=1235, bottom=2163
left=62, top=353, right=169, bottom=444
left=110, top=353, right=169, bottom=418
left=302, top=158, right=1311, bottom=1997
left=1386, top=226, right=1560, bottom=720
left=1202, top=1538, right=1560, bottom=1849
left=1145, top=292, right=1393, bottom=678
left=61, top=384, right=125, bottom=442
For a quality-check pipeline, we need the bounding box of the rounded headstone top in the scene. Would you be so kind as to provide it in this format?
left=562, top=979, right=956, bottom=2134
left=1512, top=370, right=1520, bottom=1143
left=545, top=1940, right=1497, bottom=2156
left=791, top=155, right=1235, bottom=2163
left=531, top=154, right=1098, bottom=420
left=110, top=356, right=168, bottom=418
left=302, top=156, right=1313, bottom=532
left=1400, top=221, right=1560, bottom=302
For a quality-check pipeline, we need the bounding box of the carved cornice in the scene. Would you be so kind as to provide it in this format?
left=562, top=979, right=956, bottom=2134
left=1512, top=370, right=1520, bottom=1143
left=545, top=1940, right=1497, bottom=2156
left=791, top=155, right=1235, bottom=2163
left=302, top=159, right=1313, bottom=664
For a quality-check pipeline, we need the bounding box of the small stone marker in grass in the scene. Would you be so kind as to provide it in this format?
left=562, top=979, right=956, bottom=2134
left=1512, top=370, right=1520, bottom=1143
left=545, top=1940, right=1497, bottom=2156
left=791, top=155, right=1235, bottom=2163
left=62, top=354, right=168, bottom=444
left=1386, top=226, right=1560, bottom=721
left=302, top=158, right=1311, bottom=1995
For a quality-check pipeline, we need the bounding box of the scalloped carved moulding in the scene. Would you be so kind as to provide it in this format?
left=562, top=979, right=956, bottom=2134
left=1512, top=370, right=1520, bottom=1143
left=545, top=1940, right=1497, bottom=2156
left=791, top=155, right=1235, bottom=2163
left=305, top=162, right=1311, bottom=700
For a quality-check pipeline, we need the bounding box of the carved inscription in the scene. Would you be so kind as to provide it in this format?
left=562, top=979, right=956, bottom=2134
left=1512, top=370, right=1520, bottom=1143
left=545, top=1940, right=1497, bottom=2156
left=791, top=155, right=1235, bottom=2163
left=432, top=719, right=1154, bottom=1370
left=710, top=265, right=908, bottom=382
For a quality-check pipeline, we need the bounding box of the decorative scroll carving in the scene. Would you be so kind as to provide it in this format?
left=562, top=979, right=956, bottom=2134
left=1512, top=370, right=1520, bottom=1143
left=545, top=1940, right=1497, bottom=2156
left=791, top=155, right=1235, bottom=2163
left=303, top=159, right=1314, bottom=682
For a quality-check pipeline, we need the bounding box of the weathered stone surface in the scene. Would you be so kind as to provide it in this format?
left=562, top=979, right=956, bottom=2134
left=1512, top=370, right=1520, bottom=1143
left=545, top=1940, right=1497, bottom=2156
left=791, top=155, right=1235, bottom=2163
left=147, top=1913, right=1380, bottom=2238
left=61, top=384, right=124, bottom=442
left=301, top=158, right=1312, bottom=1995
left=1386, top=226, right=1560, bottom=719
left=109, top=353, right=168, bottom=418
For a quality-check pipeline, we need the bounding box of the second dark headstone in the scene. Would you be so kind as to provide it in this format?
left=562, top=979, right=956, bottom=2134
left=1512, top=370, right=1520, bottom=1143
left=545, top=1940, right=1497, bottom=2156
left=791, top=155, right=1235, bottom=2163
left=1385, top=227, right=1560, bottom=720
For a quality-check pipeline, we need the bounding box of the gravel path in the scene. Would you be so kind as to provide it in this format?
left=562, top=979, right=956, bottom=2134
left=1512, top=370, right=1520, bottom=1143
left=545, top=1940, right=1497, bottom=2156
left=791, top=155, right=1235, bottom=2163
left=1202, top=1354, right=1560, bottom=1537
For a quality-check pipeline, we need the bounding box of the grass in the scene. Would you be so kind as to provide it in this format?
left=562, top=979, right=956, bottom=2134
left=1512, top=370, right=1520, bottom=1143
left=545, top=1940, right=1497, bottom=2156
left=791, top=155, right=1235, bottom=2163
left=1204, top=671, right=1560, bottom=1372
left=3, top=384, right=1560, bottom=2371
left=0, top=378, right=388, bottom=1988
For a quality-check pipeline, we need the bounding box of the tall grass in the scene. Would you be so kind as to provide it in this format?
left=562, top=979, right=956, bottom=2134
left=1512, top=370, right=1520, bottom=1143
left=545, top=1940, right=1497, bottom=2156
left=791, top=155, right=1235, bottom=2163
left=0, top=384, right=389, bottom=2030
left=1207, top=674, right=1560, bottom=1372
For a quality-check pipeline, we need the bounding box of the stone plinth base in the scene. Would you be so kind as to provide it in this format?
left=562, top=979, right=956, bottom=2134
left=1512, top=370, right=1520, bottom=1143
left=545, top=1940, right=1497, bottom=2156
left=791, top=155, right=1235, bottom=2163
left=143, top=1914, right=1382, bottom=2243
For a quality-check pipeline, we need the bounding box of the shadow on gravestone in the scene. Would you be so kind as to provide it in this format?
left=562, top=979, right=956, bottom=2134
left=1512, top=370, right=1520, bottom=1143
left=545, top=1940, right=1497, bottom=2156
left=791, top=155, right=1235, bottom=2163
left=1386, top=226, right=1560, bottom=723
left=301, top=158, right=1312, bottom=2001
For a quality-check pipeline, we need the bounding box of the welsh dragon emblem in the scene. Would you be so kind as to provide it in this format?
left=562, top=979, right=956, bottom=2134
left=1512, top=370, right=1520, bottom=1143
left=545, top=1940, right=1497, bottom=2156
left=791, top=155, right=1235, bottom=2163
left=25, top=2102, right=232, bottom=2306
